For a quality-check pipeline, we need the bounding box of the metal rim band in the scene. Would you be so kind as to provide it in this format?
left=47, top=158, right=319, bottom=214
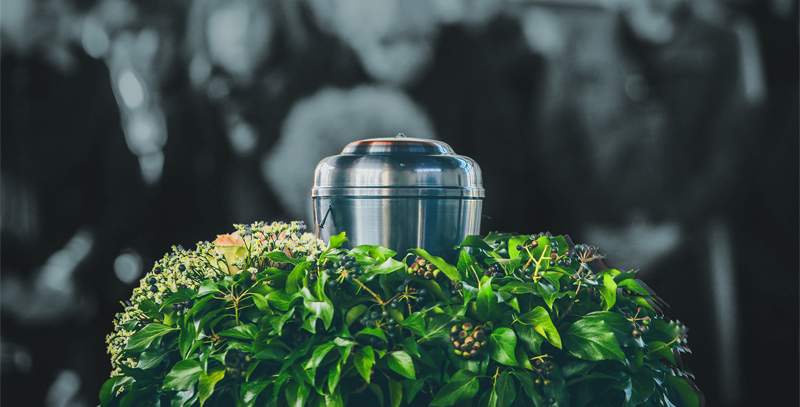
left=310, top=187, right=485, bottom=198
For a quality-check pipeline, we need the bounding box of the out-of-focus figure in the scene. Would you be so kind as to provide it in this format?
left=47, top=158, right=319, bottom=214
left=185, top=0, right=361, bottom=226
left=521, top=0, right=759, bottom=404
left=1, top=0, right=147, bottom=405
left=263, top=85, right=437, bottom=224
left=318, top=0, right=529, bottom=233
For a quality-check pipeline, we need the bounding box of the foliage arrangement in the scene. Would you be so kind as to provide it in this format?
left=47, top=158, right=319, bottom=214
left=101, top=222, right=703, bottom=407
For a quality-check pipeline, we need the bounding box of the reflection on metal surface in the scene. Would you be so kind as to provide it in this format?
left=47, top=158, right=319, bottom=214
left=312, top=137, right=483, bottom=262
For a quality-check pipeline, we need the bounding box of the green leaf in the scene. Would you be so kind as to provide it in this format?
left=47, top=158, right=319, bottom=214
left=197, top=280, right=220, bottom=297
left=489, top=327, right=518, bottom=366
left=420, top=314, right=455, bottom=343
left=125, top=323, right=178, bottom=352
left=285, top=380, right=311, bottom=407
left=515, top=346, right=534, bottom=370
left=304, top=342, right=336, bottom=382
left=345, top=304, right=368, bottom=326
left=499, top=282, right=538, bottom=295
left=136, top=348, right=169, bottom=369
left=664, top=375, right=700, bottom=407
left=328, top=232, right=348, bottom=250
left=484, top=232, right=513, bottom=244
left=517, top=307, right=562, bottom=349
left=300, top=286, right=334, bottom=331
left=629, top=369, right=656, bottom=405
left=328, top=362, right=342, bottom=395
left=217, top=324, right=258, bottom=340
left=357, top=326, right=387, bottom=342
left=509, top=235, right=531, bottom=259
left=368, top=384, right=384, bottom=406
left=351, top=244, right=396, bottom=259
left=477, top=277, right=498, bottom=322
left=360, top=257, right=405, bottom=280
left=250, top=292, right=270, bottom=313
left=562, top=318, right=625, bottom=361
left=400, top=312, right=427, bottom=336
left=599, top=274, right=617, bottom=310
left=99, top=376, right=123, bottom=406
left=179, top=319, right=196, bottom=359
left=162, top=360, right=202, bottom=391
left=646, top=341, right=677, bottom=365
left=429, top=369, right=480, bottom=406
left=267, top=290, right=300, bottom=312
left=404, top=378, right=427, bottom=404
left=457, top=235, right=494, bottom=251
left=408, top=248, right=461, bottom=282
left=255, top=347, right=288, bottom=361
left=263, top=251, right=302, bottom=265
left=537, top=279, right=562, bottom=310
left=198, top=366, right=225, bottom=406
left=386, top=351, right=416, bottom=380
left=286, top=263, right=307, bottom=294
left=389, top=378, right=403, bottom=407
left=617, top=279, right=650, bottom=295
left=515, top=324, right=545, bottom=354
left=494, top=371, right=517, bottom=407
left=511, top=371, right=542, bottom=405
left=354, top=346, right=375, bottom=383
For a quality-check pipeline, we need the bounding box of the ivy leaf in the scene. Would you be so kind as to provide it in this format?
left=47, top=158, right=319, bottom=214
left=285, top=380, right=311, bottom=407
left=517, top=307, right=562, bottom=349
left=629, top=369, right=656, bottom=405
left=511, top=371, right=542, bottom=406
left=429, top=369, right=480, bottom=406
left=508, top=235, right=531, bottom=259
left=664, top=375, right=701, bottom=407
left=617, top=279, right=650, bottom=295
left=386, top=351, right=416, bottom=380
left=267, top=290, right=300, bottom=312
left=598, top=274, right=617, bottom=310
left=345, top=304, right=369, bottom=326
left=389, top=378, right=403, bottom=407
left=537, top=279, right=563, bottom=310
left=400, top=313, right=426, bottom=336
left=162, top=360, right=202, bottom=391
left=515, top=346, right=534, bottom=370
left=217, top=324, right=258, bottom=340
left=360, top=257, right=405, bottom=281
left=328, top=232, right=348, bottom=250
left=477, top=277, right=498, bottom=322
left=404, top=378, right=427, bottom=404
left=357, top=326, right=387, bottom=342
left=254, top=347, right=288, bottom=361
left=562, top=318, right=625, bottom=362
left=489, top=327, right=519, bottom=366
left=420, top=314, right=455, bottom=343
left=368, top=384, right=384, bottom=406
left=300, top=286, right=334, bottom=332
left=263, top=251, right=303, bottom=265
left=484, top=232, right=513, bottom=244
left=515, top=324, right=545, bottom=354
left=179, top=320, right=197, bottom=359
left=646, top=341, right=677, bottom=365
left=456, top=235, right=494, bottom=251
left=99, top=376, right=123, bottom=406
left=198, top=366, right=225, bottom=406
left=494, top=371, right=517, bottom=407
left=304, top=342, right=335, bottom=380
left=328, top=363, right=342, bottom=395
left=457, top=249, right=482, bottom=280
left=125, top=323, right=177, bottom=352
left=197, top=280, right=220, bottom=297
left=583, top=311, right=639, bottom=348
left=351, top=244, right=396, bottom=260
left=354, top=346, right=375, bottom=383
left=285, top=262, right=309, bottom=294
left=249, top=292, right=270, bottom=314
left=408, top=248, right=461, bottom=282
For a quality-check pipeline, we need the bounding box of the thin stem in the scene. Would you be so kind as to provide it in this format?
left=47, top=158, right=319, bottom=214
left=353, top=279, right=384, bottom=304
left=645, top=335, right=681, bottom=354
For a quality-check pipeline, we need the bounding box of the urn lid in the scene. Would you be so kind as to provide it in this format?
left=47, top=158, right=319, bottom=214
left=311, top=135, right=484, bottom=198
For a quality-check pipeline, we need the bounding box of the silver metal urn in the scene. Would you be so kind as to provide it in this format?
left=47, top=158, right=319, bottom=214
left=311, top=135, right=484, bottom=263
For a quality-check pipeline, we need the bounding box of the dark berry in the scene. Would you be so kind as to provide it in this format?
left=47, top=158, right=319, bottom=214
left=309, top=274, right=318, bottom=283
left=171, top=304, right=178, bottom=311
left=154, top=267, right=162, bottom=274
left=370, top=337, right=378, bottom=344
left=531, top=241, right=539, bottom=248
left=417, top=289, right=427, bottom=296
left=366, top=320, right=375, bottom=328
left=333, top=262, right=340, bottom=268
left=516, top=245, right=524, bottom=251
left=328, top=281, right=338, bottom=288
left=178, top=264, right=186, bottom=272
left=484, top=270, right=491, bottom=276
left=150, top=285, right=158, bottom=292
left=148, top=277, right=156, bottom=285
left=640, top=326, right=650, bottom=334
left=371, top=311, right=380, bottom=320
left=550, top=253, right=558, bottom=259
left=396, top=285, right=405, bottom=293
left=176, top=304, right=184, bottom=311
left=326, top=269, right=335, bottom=275
left=537, top=368, right=544, bottom=375
left=345, top=273, right=354, bottom=282
left=415, top=296, right=424, bottom=304
left=388, top=318, right=396, bottom=324
left=381, top=311, right=389, bottom=318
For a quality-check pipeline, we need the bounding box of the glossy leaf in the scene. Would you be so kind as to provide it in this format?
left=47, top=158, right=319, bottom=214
left=125, top=323, right=177, bottom=352
left=664, top=375, right=700, bottom=407
left=162, top=360, right=202, bottom=391
left=598, top=274, right=617, bottom=310
left=562, top=318, right=625, bottom=361
left=420, top=314, right=455, bottom=343
left=354, top=346, right=375, bottom=383
left=197, top=280, right=220, bottom=297
left=494, top=371, right=517, bottom=407
left=408, top=248, right=460, bottom=282
left=217, top=324, right=258, bottom=340
left=387, top=351, right=416, bottom=380
left=360, top=257, right=405, bottom=280
left=517, top=307, right=562, bottom=349
left=285, top=381, right=311, bottom=407
left=489, top=327, right=519, bottom=366
left=429, top=369, right=480, bottom=406
left=404, top=378, right=427, bottom=404
left=457, top=235, right=494, bottom=251
left=477, top=277, right=498, bottom=322
left=198, top=367, right=225, bottom=406
left=389, top=378, right=402, bottom=407
left=345, top=304, right=368, bottom=326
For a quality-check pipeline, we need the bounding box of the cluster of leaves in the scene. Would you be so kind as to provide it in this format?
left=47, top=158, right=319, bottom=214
left=101, top=230, right=703, bottom=407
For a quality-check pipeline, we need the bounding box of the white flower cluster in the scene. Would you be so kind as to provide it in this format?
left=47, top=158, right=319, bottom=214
left=105, top=221, right=327, bottom=377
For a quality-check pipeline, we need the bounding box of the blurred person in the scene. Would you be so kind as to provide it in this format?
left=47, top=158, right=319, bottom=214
left=321, top=0, right=526, bottom=233
left=185, top=0, right=362, bottom=225
left=263, top=85, right=437, bottom=224
left=524, top=1, right=758, bottom=404
left=1, top=0, right=149, bottom=405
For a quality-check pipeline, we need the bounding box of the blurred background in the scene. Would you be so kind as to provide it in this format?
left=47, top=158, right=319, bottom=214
left=1, top=0, right=797, bottom=405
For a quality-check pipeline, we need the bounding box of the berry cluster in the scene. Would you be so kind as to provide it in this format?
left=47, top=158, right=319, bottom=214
left=224, top=350, right=251, bottom=380
left=408, top=256, right=441, bottom=280
left=448, top=279, right=463, bottom=296
left=449, top=323, right=486, bottom=360
left=533, top=359, right=556, bottom=387
left=628, top=309, right=651, bottom=338
left=321, top=253, right=362, bottom=287
left=483, top=263, right=504, bottom=278
left=358, top=309, right=396, bottom=349
left=390, top=277, right=428, bottom=309
left=170, top=298, right=193, bottom=313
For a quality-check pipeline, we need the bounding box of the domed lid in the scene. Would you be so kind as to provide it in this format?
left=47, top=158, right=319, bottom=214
left=311, top=134, right=484, bottom=198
